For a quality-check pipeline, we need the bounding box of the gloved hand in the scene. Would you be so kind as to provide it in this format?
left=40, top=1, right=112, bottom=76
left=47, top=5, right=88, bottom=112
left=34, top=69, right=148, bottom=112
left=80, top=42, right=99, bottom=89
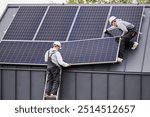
left=120, top=36, right=125, bottom=41
left=103, top=29, right=109, bottom=33
left=104, top=30, right=114, bottom=37
left=67, top=64, right=71, bottom=67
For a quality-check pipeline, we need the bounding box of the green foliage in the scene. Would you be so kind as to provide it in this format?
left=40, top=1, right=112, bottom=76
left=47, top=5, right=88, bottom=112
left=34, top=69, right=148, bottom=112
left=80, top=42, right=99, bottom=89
left=138, top=0, right=150, bottom=3
left=67, top=0, right=150, bottom=4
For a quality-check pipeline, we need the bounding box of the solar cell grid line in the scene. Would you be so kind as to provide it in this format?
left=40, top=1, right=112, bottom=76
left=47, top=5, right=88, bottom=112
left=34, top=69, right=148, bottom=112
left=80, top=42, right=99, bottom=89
left=0, top=42, right=8, bottom=60
left=79, top=40, right=89, bottom=63
left=12, top=42, right=24, bottom=63
left=104, top=6, right=144, bottom=42
left=0, top=41, right=52, bottom=65
left=0, top=42, right=11, bottom=61
left=18, top=42, right=32, bottom=63
left=35, top=6, right=78, bottom=41
left=3, top=6, right=47, bottom=40
left=5, top=42, right=17, bottom=62
left=68, top=6, right=110, bottom=41
left=82, top=39, right=95, bottom=63
left=60, top=37, right=120, bottom=65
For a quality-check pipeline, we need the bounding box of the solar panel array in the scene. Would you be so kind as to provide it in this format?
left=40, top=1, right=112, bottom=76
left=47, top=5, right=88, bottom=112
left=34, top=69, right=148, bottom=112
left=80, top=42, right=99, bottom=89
left=3, top=6, right=47, bottom=40
left=0, top=5, right=144, bottom=65
left=35, top=6, right=78, bottom=41
left=0, top=38, right=120, bottom=65
left=105, top=6, right=144, bottom=41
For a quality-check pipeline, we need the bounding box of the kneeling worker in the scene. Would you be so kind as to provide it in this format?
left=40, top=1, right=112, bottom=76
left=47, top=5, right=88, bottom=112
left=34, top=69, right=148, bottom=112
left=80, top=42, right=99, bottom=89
left=44, top=41, right=70, bottom=99
left=105, top=16, right=139, bottom=63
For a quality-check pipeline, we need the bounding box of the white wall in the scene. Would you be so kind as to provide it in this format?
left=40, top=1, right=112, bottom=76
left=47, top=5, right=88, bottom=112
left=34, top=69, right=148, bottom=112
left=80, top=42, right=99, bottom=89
left=0, top=0, right=66, bottom=19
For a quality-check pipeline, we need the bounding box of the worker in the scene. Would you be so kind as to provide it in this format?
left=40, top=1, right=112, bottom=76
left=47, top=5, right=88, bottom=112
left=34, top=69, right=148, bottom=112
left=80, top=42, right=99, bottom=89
left=44, top=41, right=70, bottom=99
left=104, top=16, right=138, bottom=63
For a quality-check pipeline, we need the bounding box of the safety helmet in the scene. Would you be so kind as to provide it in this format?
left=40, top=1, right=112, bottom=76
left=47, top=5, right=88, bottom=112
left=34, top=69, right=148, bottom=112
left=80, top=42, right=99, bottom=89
left=53, top=41, right=62, bottom=49
left=109, top=16, right=116, bottom=25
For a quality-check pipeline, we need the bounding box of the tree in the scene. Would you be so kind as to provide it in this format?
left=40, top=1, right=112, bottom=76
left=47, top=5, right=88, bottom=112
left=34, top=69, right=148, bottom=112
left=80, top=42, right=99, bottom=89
left=67, top=0, right=150, bottom=4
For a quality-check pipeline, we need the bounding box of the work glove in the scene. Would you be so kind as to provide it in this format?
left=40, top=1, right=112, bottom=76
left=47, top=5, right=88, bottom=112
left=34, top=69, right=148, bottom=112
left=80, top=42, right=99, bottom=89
left=104, top=29, right=114, bottom=37
left=67, top=64, right=71, bottom=67
left=103, top=29, right=107, bottom=33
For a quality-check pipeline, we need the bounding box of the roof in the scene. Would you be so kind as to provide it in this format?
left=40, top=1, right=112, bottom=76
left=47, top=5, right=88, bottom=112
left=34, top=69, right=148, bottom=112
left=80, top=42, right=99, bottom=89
left=0, top=4, right=150, bottom=73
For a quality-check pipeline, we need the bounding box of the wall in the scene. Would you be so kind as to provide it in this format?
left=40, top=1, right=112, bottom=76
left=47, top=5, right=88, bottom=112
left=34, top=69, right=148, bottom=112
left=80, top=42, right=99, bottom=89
left=60, top=69, right=150, bottom=100
left=0, top=65, right=150, bottom=100
left=0, top=65, right=46, bottom=100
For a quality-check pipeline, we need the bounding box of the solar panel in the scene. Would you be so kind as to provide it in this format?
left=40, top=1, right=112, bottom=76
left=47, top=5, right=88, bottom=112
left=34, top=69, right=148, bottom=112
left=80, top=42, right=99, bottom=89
left=35, top=6, right=78, bottom=41
left=3, top=6, right=47, bottom=40
left=104, top=6, right=144, bottom=42
left=68, top=6, right=110, bottom=41
left=0, top=41, right=51, bottom=65
left=0, top=37, right=120, bottom=65
left=61, top=37, right=120, bottom=65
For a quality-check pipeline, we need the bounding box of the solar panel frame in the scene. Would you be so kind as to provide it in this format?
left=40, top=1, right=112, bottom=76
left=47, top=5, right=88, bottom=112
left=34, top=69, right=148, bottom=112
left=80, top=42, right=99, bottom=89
left=137, top=6, right=145, bottom=42
left=104, top=6, right=144, bottom=42
left=61, top=37, right=120, bottom=65
left=2, top=6, right=48, bottom=41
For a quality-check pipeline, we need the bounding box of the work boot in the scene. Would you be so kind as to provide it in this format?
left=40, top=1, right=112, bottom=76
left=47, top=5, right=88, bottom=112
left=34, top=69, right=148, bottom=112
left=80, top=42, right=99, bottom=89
left=50, top=94, right=57, bottom=100
left=44, top=94, right=51, bottom=100
left=131, top=42, right=139, bottom=50
left=117, top=57, right=123, bottom=63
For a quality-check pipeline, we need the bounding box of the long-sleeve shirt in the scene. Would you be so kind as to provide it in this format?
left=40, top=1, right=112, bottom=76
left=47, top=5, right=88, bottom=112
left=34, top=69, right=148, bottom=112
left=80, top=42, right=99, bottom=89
left=44, top=48, right=69, bottom=67
left=107, top=19, right=135, bottom=36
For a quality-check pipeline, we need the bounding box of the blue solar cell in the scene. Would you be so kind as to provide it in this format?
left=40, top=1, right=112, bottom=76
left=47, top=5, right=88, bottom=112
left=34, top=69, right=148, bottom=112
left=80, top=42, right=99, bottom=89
left=35, top=6, right=78, bottom=41
left=68, top=6, right=110, bottom=41
left=105, top=6, right=144, bottom=41
left=0, top=41, right=51, bottom=65
left=3, top=6, right=47, bottom=40
left=61, top=37, right=120, bottom=65
left=0, top=37, right=119, bottom=65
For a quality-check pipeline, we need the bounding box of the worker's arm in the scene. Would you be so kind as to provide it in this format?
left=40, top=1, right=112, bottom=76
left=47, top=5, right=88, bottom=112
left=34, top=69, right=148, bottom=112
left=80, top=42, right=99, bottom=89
left=44, top=50, right=49, bottom=63
left=117, top=22, right=128, bottom=36
left=104, top=26, right=118, bottom=37
left=104, top=28, right=114, bottom=37
left=55, top=52, right=70, bottom=67
left=104, top=30, right=114, bottom=37
left=107, top=26, right=118, bottom=32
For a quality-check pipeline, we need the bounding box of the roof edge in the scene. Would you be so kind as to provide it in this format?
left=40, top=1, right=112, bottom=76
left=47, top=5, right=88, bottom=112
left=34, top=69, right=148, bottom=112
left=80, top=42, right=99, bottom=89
left=7, top=3, right=150, bottom=7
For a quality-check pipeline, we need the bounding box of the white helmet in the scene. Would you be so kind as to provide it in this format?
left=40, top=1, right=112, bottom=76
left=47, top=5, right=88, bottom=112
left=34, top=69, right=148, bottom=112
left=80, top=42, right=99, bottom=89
left=53, top=41, right=62, bottom=49
left=109, top=16, right=116, bottom=25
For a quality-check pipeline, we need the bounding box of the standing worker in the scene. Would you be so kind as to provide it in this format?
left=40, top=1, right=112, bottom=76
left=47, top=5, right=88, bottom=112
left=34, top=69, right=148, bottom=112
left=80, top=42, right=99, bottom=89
left=44, top=41, right=70, bottom=99
left=104, top=16, right=139, bottom=63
